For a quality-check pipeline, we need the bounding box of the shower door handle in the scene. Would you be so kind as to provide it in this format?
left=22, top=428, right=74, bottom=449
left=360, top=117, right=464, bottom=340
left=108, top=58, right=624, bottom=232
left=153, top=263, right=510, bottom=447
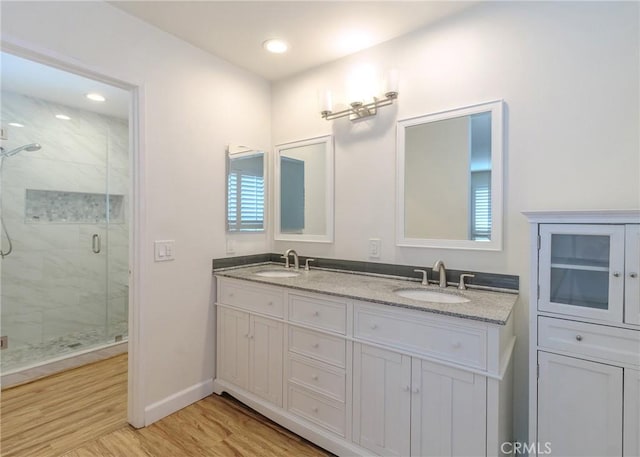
left=92, top=234, right=101, bottom=254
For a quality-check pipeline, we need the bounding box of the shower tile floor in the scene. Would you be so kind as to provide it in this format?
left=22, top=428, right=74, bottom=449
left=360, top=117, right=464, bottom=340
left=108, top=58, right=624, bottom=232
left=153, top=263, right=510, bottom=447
left=1, top=322, right=128, bottom=373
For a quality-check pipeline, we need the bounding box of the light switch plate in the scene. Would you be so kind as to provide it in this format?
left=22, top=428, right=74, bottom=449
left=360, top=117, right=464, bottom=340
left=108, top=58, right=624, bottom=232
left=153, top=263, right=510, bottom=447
left=368, top=238, right=381, bottom=259
left=154, top=240, right=175, bottom=262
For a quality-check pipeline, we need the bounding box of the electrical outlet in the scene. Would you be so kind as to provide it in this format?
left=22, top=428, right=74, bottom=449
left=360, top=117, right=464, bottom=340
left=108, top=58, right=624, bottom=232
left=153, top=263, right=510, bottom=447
left=368, top=238, right=381, bottom=259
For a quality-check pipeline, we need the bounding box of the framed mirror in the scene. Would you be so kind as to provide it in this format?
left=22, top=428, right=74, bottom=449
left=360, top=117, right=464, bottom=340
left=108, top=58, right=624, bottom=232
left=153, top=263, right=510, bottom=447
left=275, top=135, right=334, bottom=243
left=226, top=145, right=265, bottom=232
left=396, top=100, right=503, bottom=250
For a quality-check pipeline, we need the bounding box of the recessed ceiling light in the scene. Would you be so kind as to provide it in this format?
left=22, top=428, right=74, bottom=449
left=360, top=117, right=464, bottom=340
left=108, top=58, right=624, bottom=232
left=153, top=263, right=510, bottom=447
left=86, top=93, right=106, bottom=102
left=55, top=114, right=71, bottom=120
left=8, top=122, right=24, bottom=128
left=263, top=39, right=289, bottom=54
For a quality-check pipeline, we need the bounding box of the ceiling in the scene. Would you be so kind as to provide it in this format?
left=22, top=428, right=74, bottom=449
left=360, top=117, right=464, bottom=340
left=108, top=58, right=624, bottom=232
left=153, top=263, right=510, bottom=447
left=1, top=52, right=130, bottom=119
left=111, top=1, right=477, bottom=81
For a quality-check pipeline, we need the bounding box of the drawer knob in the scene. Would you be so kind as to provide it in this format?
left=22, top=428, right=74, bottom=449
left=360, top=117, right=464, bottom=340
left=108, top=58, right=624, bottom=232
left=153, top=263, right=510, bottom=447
left=613, top=272, right=621, bottom=278
left=312, top=374, right=319, bottom=381
left=313, top=343, right=319, bottom=348
left=312, top=407, right=319, bottom=413
left=313, top=311, right=320, bottom=317
left=267, top=301, right=273, bottom=306
left=403, top=385, right=411, bottom=392
left=452, top=341, right=461, bottom=349
left=412, top=387, right=420, bottom=394
left=575, top=335, right=583, bottom=342
left=371, top=324, right=378, bottom=330
left=630, top=272, right=638, bottom=278
left=229, top=293, right=235, bottom=297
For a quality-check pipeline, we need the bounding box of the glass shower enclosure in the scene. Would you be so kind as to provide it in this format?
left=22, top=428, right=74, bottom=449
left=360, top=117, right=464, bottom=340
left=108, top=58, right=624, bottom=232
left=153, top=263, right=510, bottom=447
left=0, top=52, right=130, bottom=377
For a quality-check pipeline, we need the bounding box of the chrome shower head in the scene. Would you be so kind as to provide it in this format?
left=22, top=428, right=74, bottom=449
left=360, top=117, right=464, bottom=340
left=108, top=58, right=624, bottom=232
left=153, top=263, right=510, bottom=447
left=0, top=143, right=41, bottom=158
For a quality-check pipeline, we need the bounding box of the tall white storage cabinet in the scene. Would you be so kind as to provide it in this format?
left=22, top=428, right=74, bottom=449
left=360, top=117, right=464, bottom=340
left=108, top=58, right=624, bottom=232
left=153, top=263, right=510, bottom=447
left=525, top=211, right=640, bottom=457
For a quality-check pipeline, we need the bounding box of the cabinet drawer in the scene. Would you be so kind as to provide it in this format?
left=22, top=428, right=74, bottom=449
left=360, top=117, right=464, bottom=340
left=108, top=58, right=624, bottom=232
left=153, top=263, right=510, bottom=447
left=288, top=293, right=347, bottom=334
left=288, top=327, right=346, bottom=368
left=288, top=354, right=345, bottom=402
left=538, top=316, right=640, bottom=366
left=287, top=384, right=346, bottom=437
left=354, top=304, right=487, bottom=369
left=218, top=279, right=284, bottom=318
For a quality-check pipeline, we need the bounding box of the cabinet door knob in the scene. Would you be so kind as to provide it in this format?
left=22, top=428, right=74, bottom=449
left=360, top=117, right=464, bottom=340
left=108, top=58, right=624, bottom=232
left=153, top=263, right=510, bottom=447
left=403, top=385, right=411, bottom=392
left=613, top=272, right=621, bottom=278
left=371, top=324, right=378, bottom=330
left=575, top=335, right=583, bottom=341
left=312, top=374, right=319, bottom=381
left=630, top=272, right=638, bottom=278
left=412, top=387, right=420, bottom=394
left=312, top=407, right=319, bottom=413
left=313, top=343, right=319, bottom=348
left=313, top=311, right=320, bottom=317
left=267, top=301, right=273, bottom=306
left=452, top=341, right=461, bottom=349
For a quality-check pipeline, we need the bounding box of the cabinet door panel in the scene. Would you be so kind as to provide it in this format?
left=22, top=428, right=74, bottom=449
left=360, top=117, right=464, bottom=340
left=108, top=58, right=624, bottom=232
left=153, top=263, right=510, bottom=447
left=217, top=307, right=250, bottom=390
left=249, top=316, right=283, bottom=406
left=411, top=359, right=486, bottom=457
left=624, top=369, right=640, bottom=457
left=539, top=224, right=625, bottom=323
left=353, top=343, right=411, bottom=457
left=538, top=352, right=622, bottom=457
left=625, top=225, right=640, bottom=325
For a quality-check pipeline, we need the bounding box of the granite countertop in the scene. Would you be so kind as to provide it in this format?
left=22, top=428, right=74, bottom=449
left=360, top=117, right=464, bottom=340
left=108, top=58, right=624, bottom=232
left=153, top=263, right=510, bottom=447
left=214, top=263, right=517, bottom=325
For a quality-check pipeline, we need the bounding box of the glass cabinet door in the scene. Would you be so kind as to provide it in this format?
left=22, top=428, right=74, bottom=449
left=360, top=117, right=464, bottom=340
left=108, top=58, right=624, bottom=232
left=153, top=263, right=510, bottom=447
left=539, top=224, right=625, bottom=323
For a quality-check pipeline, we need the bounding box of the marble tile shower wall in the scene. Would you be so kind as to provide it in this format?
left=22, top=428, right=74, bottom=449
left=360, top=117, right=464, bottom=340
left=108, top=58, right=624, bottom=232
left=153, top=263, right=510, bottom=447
left=1, top=91, right=129, bottom=354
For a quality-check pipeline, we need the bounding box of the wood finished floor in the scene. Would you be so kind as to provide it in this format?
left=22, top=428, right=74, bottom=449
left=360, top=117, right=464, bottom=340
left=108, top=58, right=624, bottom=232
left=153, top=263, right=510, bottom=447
left=1, top=354, right=332, bottom=457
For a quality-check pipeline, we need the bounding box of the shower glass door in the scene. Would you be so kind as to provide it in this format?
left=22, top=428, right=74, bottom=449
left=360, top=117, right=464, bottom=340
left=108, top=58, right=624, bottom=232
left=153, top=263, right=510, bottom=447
left=0, top=52, right=129, bottom=376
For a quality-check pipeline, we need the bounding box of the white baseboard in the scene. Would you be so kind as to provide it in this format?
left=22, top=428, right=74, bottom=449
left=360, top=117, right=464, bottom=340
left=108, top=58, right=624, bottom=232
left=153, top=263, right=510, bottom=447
left=144, top=378, right=214, bottom=426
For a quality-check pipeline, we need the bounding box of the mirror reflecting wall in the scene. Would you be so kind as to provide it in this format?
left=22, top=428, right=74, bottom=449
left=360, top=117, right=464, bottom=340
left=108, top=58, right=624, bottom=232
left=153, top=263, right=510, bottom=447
left=226, top=146, right=265, bottom=232
left=275, top=135, right=334, bottom=243
left=397, top=100, right=503, bottom=250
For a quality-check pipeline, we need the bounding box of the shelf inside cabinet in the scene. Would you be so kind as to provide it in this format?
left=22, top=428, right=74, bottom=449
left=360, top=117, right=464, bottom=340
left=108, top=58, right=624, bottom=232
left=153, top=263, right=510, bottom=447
left=550, top=257, right=609, bottom=272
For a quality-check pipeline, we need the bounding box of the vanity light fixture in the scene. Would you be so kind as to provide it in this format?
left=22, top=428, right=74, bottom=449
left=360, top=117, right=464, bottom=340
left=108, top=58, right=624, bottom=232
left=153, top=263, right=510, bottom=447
left=8, top=122, right=24, bottom=128
left=263, top=39, right=289, bottom=54
left=86, top=93, right=106, bottom=102
left=55, top=114, right=71, bottom=120
left=320, top=68, right=399, bottom=121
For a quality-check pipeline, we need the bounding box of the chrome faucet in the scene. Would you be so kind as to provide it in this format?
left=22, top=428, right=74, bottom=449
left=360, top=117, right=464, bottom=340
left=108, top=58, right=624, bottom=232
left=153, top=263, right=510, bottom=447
left=432, top=260, right=447, bottom=288
left=283, top=249, right=300, bottom=270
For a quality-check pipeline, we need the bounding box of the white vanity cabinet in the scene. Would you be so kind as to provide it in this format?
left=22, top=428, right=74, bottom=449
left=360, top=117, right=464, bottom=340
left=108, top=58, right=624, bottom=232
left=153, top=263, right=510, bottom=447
left=352, top=343, right=411, bottom=456
left=352, top=301, right=507, bottom=457
left=526, top=211, right=640, bottom=457
left=214, top=275, right=515, bottom=457
left=216, top=279, right=284, bottom=406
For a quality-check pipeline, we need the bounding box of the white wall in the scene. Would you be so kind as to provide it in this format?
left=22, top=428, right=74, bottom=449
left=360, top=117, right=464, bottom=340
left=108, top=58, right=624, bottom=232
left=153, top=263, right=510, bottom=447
left=1, top=0, right=271, bottom=423
left=271, top=1, right=639, bottom=442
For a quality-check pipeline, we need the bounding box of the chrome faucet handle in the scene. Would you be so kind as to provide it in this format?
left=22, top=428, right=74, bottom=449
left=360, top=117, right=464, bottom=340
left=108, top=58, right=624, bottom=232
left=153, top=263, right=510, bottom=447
left=458, top=274, right=475, bottom=290
left=414, top=269, right=428, bottom=286
left=280, top=255, right=290, bottom=269
left=305, top=258, right=315, bottom=271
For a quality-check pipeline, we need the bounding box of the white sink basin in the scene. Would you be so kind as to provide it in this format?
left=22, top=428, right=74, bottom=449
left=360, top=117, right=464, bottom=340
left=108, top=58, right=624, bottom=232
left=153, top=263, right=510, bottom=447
left=255, top=270, right=300, bottom=278
left=394, top=288, right=470, bottom=304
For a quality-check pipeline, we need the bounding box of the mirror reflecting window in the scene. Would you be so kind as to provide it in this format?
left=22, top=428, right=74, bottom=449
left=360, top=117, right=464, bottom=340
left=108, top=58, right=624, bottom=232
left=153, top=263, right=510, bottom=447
left=226, top=145, right=265, bottom=232
left=275, top=135, right=334, bottom=243
left=397, top=100, right=503, bottom=250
